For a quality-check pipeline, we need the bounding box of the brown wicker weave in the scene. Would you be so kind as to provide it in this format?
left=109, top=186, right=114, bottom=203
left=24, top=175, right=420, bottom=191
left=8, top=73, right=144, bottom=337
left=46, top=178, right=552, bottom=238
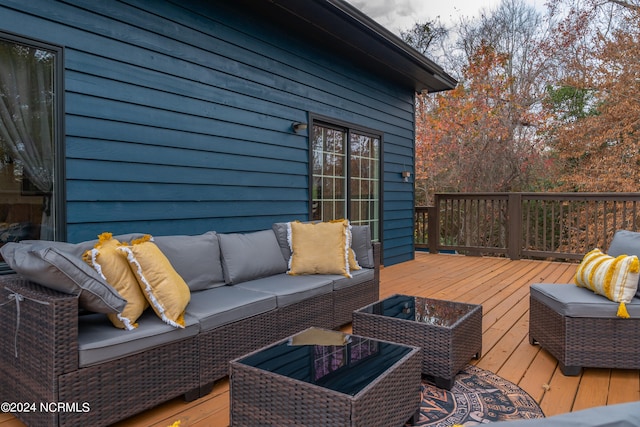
left=529, top=293, right=640, bottom=375
left=200, top=242, right=381, bottom=394
left=0, top=243, right=380, bottom=426
left=0, top=275, right=200, bottom=427
left=333, top=244, right=381, bottom=328
left=199, top=307, right=281, bottom=395
left=230, top=329, right=421, bottom=427
left=0, top=276, right=77, bottom=427
left=352, top=295, right=482, bottom=390
left=279, top=292, right=335, bottom=334
left=58, top=337, right=199, bottom=426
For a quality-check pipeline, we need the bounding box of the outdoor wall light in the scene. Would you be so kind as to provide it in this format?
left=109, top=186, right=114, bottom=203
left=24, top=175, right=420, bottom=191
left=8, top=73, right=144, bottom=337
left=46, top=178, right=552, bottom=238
left=401, top=170, right=412, bottom=182
left=292, top=122, right=308, bottom=133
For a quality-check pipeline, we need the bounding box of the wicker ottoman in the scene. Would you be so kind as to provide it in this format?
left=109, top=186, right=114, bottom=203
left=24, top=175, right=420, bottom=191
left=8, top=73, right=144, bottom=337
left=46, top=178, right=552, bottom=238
left=353, top=294, right=482, bottom=390
left=230, top=328, right=421, bottom=426
left=529, top=283, right=640, bottom=375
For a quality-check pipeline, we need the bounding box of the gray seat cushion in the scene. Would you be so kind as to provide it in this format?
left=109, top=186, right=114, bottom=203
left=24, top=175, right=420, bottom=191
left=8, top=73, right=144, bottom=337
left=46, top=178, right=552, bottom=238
left=330, top=268, right=374, bottom=290
left=530, top=283, right=640, bottom=318
left=236, top=273, right=333, bottom=307
left=78, top=310, right=199, bottom=367
left=185, top=286, right=277, bottom=331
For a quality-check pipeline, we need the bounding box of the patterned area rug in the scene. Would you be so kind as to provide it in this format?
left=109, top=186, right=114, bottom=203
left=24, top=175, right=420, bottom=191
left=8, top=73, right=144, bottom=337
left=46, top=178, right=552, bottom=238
left=411, top=365, right=545, bottom=426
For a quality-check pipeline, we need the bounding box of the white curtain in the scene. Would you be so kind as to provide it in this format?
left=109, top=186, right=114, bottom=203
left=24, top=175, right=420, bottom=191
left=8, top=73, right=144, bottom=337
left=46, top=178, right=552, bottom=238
left=0, top=41, right=55, bottom=239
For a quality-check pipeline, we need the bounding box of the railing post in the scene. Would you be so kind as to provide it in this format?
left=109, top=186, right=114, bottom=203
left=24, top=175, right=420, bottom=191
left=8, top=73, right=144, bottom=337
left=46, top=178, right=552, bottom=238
left=428, top=201, right=439, bottom=254
left=508, top=193, right=522, bottom=260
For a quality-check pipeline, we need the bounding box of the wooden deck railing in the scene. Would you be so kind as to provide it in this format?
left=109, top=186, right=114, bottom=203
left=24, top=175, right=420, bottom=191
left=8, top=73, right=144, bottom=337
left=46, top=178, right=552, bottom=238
left=415, top=193, right=640, bottom=261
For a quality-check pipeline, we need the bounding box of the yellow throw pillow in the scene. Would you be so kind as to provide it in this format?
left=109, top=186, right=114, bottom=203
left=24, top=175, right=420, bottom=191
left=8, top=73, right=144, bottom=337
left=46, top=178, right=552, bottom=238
left=118, top=235, right=191, bottom=328
left=83, top=232, right=148, bottom=330
left=348, top=248, right=361, bottom=272
left=347, top=225, right=361, bottom=272
left=288, top=220, right=352, bottom=277
left=575, top=248, right=639, bottom=318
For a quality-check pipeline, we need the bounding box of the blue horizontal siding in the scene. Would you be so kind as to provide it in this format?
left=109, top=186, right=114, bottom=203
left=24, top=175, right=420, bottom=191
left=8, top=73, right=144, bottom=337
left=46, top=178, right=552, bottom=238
left=66, top=117, right=307, bottom=163
left=66, top=138, right=307, bottom=176
left=67, top=200, right=304, bottom=222
left=0, top=0, right=417, bottom=264
left=66, top=181, right=307, bottom=202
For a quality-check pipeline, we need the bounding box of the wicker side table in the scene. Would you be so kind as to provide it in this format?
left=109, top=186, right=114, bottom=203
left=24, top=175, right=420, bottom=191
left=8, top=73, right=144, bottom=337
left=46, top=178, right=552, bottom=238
left=230, top=328, right=421, bottom=427
left=353, top=294, right=482, bottom=390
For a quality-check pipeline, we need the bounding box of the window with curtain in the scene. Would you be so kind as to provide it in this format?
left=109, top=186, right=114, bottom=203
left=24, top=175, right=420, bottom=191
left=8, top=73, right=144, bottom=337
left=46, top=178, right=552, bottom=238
left=310, top=117, right=381, bottom=241
left=0, top=34, right=61, bottom=267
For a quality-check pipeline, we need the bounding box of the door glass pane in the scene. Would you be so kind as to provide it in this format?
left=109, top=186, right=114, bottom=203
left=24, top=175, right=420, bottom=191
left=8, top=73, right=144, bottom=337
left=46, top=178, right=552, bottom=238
left=350, top=132, right=380, bottom=239
left=311, top=123, right=380, bottom=241
left=0, top=38, right=57, bottom=263
left=312, top=124, right=346, bottom=222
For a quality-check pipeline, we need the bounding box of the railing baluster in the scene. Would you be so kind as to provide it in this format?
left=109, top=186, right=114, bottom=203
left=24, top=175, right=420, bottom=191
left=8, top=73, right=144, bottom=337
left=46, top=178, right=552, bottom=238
left=420, top=192, right=640, bottom=261
left=611, top=200, right=616, bottom=248
left=492, top=199, right=495, bottom=248
left=550, top=200, right=555, bottom=253
left=527, top=200, right=540, bottom=249
left=603, top=200, right=608, bottom=248
left=585, top=201, right=591, bottom=250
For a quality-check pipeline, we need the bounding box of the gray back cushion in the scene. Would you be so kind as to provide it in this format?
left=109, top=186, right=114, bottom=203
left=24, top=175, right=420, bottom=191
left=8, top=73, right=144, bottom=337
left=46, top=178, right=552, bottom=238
left=0, top=241, right=126, bottom=313
left=219, top=230, right=288, bottom=284
left=608, top=230, right=640, bottom=258
left=272, top=222, right=292, bottom=262
left=351, top=225, right=374, bottom=268
left=154, top=231, right=225, bottom=291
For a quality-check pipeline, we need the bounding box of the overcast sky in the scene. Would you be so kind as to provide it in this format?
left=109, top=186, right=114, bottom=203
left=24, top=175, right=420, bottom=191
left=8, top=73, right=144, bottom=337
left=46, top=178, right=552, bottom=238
left=346, top=0, right=543, bottom=35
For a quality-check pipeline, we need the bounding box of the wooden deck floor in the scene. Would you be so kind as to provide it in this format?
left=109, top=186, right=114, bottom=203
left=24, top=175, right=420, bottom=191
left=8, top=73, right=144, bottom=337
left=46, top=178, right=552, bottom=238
left=2, top=253, right=639, bottom=426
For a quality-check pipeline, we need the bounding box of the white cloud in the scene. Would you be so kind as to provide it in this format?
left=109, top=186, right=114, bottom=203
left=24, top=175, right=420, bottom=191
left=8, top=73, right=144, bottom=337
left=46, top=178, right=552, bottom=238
left=347, top=0, right=542, bottom=35
left=349, top=0, right=424, bottom=34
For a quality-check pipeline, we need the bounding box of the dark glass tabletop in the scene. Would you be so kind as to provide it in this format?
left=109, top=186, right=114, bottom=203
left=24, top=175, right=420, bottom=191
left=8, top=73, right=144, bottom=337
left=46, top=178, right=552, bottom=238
left=236, top=330, right=412, bottom=396
left=358, top=294, right=477, bottom=327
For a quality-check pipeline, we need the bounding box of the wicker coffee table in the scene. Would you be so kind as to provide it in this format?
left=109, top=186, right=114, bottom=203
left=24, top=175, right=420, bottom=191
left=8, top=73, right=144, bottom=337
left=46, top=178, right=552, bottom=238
left=352, top=294, right=482, bottom=390
left=230, top=327, right=421, bottom=426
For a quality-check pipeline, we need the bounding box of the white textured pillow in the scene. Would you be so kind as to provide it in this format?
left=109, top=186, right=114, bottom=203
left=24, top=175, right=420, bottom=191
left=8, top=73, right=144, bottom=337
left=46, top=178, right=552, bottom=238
left=575, top=248, right=639, bottom=318
left=608, top=230, right=640, bottom=298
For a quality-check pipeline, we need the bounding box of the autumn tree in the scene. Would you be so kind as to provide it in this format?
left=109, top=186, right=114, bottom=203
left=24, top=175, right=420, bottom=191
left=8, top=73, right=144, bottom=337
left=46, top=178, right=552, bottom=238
left=399, top=19, right=449, bottom=58
left=405, top=0, right=639, bottom=204
left=415, top=42, right=552, bottom=205
left=542, top=0, right=640, bottom=191
left=407, top=0, right=554, bottom=205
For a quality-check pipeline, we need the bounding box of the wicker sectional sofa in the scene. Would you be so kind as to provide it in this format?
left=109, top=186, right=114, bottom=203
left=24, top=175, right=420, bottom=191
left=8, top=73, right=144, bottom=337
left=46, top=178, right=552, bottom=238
left=0, top=222, right=379, bottom=427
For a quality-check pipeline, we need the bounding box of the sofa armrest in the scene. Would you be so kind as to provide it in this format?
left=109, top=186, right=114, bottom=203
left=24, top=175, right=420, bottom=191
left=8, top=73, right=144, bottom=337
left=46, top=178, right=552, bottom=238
left=0, top=274, right=79, bottom=402
left=373, top=242, right=381, bottom=294
left=373, top=240, right=381, bottom=263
